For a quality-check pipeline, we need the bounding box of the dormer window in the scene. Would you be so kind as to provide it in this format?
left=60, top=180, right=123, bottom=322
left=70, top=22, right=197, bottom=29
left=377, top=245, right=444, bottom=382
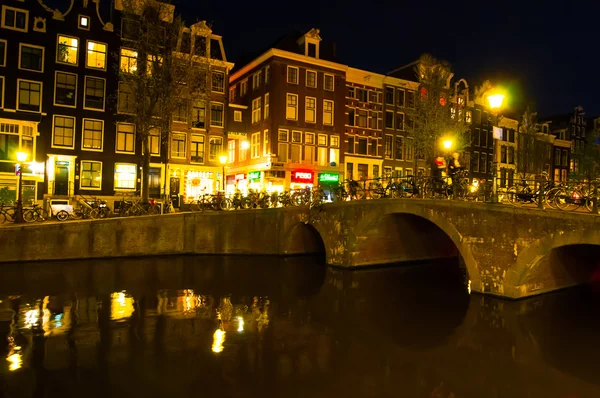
left=79, top=15, right=89, bottom=30
left=308, top=43, right=316, bottom=57
left=299, top=28, right=321, bottom=59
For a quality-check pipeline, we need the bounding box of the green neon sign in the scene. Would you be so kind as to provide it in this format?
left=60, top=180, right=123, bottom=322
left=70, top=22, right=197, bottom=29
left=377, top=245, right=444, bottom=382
left=248, top=171, right=261, bottom=181
left=318, top=173, right=339, bottom=183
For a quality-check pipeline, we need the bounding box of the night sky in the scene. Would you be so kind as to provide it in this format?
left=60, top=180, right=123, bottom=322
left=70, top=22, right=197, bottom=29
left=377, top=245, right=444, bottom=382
left=175, top=0, right=600, bottom=119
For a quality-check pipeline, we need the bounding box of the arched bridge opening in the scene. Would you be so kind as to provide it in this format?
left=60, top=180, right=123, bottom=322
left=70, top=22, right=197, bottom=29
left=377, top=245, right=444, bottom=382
left=282, top=223, right=326, bottom=256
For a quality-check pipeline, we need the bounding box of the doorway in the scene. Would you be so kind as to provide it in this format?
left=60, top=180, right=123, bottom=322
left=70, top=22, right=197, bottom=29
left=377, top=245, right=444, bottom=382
left=149, top=167, right=161, bottom=198
left=54, top=164, right=69, bottom=196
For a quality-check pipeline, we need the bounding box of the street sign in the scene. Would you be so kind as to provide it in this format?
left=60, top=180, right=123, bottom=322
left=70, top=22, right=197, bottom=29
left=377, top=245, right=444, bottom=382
left=318, top=173, right=339, bottom=183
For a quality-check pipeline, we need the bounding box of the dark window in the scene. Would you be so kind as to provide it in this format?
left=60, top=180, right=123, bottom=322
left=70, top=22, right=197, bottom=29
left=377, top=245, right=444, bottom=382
left=20, top=46, right=43, bottom=71
left=406, top=91, right=415, bottom=108
left=121, top=19, right=140, bottom=40
left=396, top=113, right=404, bottom=130
left=347, top=136, right=354, bottom=154
left=307, top=43, right=316, bottom=57
left=369, top=138, right=377, bottom=156
left=346, top=162, right=353, bottom=180
left=357, top=110, right=367, bottom=128
left=0, top=41, right=6, bottom=65
left=180, top=31, right=191, bottom=53
left=55, top=72, right=76, bottom=106
left=554, top=149, right=561, bottom=166
left=509, top=129, right=515, bottom=143
left=194, top=36, right=206, bottom=56
left=501, top=146, right=507, bottom=163
left=385, top=87, right=394, bottom=105
left=473, top=128, right=480, bottom=146
left=474, top=109, right=482, bottom=124
left=508, top=147, right=514, bottom=164
left=348, top=110, right=355, bottom=126
left=4, top=8, right=27, bottom=30
left=395, top=136, right=403, bottom=160
left=471, top=152, right=479, bottom=172
left=562, top=150, right=568, bottom=167
left=85, top=77, right=105, bottom=110
left=482, top=112, right=489, bottom=126
left=357, top=138, right=367, bottom=154
left=480, top=129, right=488, bottom=147
left=385, top=111, right=394, bottom=129
left=384, top=136, right=392, bottom=159
left=210, top=38, right=223, bottom=60
left=480, top=153, right=487, bottom=173
left=500, top=169, right=507, bottom=188
left=396, top=89, right=405, bottom=107
left=356, top=89, right=367, bottom=102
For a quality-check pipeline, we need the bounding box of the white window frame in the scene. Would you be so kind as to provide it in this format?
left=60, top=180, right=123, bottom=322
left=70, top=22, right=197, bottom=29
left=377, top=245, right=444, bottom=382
left=1, top=6, right=28, bottom=33
left=263, top=129, right=269, bottom=156
left=306, top=70, right=317, bottom=88
left=252, top=97, right=262, bottom=124
left=234, top=110, right=242, bottom=122
left=264, top=93, right=269, bottom=119
left=83, top=76, right=106, bottom=111
left=318, top=134, right=327, bottom=146
left=209, top=102, right=224, bottom=127
left=51, top=115, right=76, bottom=150
left=286, top=93, right=298, bottom=120
left=190, top=134, right=205, bottom=163
left=0, top=76, right=4, bottom=109
left=16, top=79, right=42, bottom=113
left=251, top=132, right=260, bottom=159
left=228, top=139, right=235, bottom=163
left=264, top=65, right=270, bottom=84
left=323, top=100, right=334, bottom=126
left=114, top=163, right=137, bottom=191
left=0, top=39, right=6, bottom=67
left=287, top=66, right=298, bottom=84
left=331, top=135, right=340, bottom=148
left=324, top=74, right=334, bottom=91
left=240, top=80, right=247, bottom=96
left=85, top=40, right=107, bottom=71
left=291, top=130, right=302, bottom=143
left=115, top=123, right=136, bottom=154
left=80, top=160, right=102, bottom=190
left=56, top=34, right=79, bottom=66
left=305, top=132, right=315, bottom=145
left=120, top=47, right=138, bottom=74
left=252, top=70, right=262, bottom=90
left=53, top=70, right=78, bottom=108
left=171, top=132, right=187, bottom=159
left=278, top=129, right=289, bottom=142
left=78, top=15, right=90, bottom=30
left=211, top=71, right=225, bottom=93
left=18, top=43, right=44, bottom=73
left=305, top=96, right=316, bottom=123
left=81, top=118, right=104, bottom=152
left=149, top=127, right=161, bottom=157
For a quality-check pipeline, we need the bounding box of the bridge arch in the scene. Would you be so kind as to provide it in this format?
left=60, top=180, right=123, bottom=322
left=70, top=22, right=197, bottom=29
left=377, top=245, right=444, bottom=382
left=508, top=229, right=600, bottom=296
left=281, top=222, right=327, bottom=257
left=351, top=205, right=481, bottom=289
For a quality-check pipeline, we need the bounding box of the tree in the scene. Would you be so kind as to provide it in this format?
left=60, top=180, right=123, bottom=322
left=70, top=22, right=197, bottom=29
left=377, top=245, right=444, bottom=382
left=405, top=54, right=468, bottom=172
left=117, top=0, right=210, bottom=201
left=570, top=139, right=600, bottom=182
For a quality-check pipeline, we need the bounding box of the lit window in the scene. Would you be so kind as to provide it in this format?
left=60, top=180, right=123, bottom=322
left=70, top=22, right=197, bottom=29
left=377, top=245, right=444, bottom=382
left=305, top=133, right=315, bottom=145
left=264, top=93, right=269, bottom=119
left=318, top=134, right=327, bottom=146
left=82, top=119, right=103, bottom=150
left=191, top=134, right=204, bottom=163
left=78, top=15, right=89, bottom=30
left=323, top=100, right=333, bottom=125
left=171, top=133, right=187, bottom=158
left=208, top=137, right=222, bottom=161
left=116, top=123, right=135, bottom=153
left=57, top=35, right=78, bottom=65
left=192, top=101, right=206, bottom=128
left=212, top=71, right=225, bottom=93
left=114, top=163, right=137, bottom=190
left=80, top=161, right=101, bottom=189
left=54, top=71, right=77, bottom=107
left=251, top=132, right=260, bottom=158
left=228, top=139, right=235, bottom=163
left=86, top=41, right=107, bottom=70
left=331, top=135, right=339, bottom=148
left=149, top=128, right=160, bottom=156
left=286, top=94, right=297, bottom=120
left=52, top=115, right=75, bottom=148
left=263, top=130, right=269, bottom=155
left=324, top=74, right=334, bottom=91
left=252, top=71, right=262, bottom=90
left=1, top=6, right=28, bottom=32
left=18, top=80, right=42, bottom=112
left=234, top=110, right=242, bottom=122
left=19, top=44, right=44, bottom=72
left=120, top=48, right=137, bottom=73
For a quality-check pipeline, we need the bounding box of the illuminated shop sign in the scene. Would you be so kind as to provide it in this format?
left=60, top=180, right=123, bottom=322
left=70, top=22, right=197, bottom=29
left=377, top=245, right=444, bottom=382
left=318, top=173, right=339, bottom=183
left=291, top=170, right=314, bottom=183
left=235, top=173, right=246, bottom=181
left=248, top=171, right=261, bottom=181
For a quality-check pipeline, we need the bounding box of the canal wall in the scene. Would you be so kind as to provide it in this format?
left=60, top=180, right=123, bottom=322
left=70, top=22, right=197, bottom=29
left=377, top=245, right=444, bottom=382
left=0, top=209, right=324, bottom=263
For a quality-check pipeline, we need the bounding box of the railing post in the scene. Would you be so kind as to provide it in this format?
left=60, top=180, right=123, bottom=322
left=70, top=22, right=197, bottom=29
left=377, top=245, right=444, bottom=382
left=593, top=180, right=599, bottom=215
left=537, top=176, right=544, bottom=209
left=490, top=164, right=499, bottom=204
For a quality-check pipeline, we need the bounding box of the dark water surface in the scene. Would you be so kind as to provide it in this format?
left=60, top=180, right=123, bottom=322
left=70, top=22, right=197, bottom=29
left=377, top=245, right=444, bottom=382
left=0, top=255, right=599, bottom=398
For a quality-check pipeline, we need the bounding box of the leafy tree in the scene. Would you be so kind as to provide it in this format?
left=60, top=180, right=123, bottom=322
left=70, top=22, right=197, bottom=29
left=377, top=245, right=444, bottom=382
left=570, top=140, right=600, bottom=182
left=117, top=0, right=210, bottom=201
left=405, top=54, right=468, bottom=172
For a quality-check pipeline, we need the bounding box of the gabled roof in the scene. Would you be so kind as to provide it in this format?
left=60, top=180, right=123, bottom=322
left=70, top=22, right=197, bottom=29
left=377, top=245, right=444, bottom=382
left=386, top=61, right=420, bottom=82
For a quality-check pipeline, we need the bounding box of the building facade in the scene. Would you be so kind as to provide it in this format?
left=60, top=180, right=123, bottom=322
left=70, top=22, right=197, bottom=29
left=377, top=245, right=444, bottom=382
left=227, top=29, right=345, bottom=193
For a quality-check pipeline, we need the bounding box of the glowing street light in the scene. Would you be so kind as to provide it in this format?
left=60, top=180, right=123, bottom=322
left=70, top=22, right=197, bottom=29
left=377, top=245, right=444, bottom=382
left=443, top=139, right=453, bottom=150
left=240, top=140, right=250, bottom=150
left=487, top=94, right=505, bottom=110
left=14, top=151, right=29, bottom=224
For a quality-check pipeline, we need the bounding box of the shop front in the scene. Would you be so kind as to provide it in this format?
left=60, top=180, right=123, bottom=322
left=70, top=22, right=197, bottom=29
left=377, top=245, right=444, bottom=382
left=169, top=165, right=218, bottom=203
left=290, top=170, right=315, bottom=191
left=233, top=173, right=247, bottom=194
left=318, top=172, right=340, bottom=202
left=248, top=171, right=262, bottom=192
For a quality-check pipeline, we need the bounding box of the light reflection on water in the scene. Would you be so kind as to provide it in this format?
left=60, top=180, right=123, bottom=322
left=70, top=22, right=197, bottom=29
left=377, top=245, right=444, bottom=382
left=0, top=255, right=599, bottom=397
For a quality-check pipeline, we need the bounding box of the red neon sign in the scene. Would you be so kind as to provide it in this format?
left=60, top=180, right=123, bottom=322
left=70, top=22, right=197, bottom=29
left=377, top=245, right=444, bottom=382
left=291, top=170, right=314, bottom=183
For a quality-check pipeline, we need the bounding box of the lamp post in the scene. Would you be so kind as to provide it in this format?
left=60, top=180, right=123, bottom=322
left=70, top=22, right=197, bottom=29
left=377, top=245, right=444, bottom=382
left=219, top=155, right=227, bottom=192
left=488, top=93, right=505, bottom=204
left=14, top=151, right=29, bottom=224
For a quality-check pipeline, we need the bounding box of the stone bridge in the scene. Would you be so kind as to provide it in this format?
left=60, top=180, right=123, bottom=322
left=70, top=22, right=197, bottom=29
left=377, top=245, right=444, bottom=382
left=1, top=199, right=600, bottom=299
left=301, top=199, right=600, bottom=299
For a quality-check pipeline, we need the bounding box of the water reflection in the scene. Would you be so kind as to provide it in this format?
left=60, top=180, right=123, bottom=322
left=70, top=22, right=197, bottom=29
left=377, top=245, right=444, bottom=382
left=0, top=255, right=598, bottom=397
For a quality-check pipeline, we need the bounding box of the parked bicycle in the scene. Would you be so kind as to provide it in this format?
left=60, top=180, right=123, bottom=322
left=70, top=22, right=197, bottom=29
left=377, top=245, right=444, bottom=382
left=0, top=202, right=15, bottom=224
left=23, top=203, right=49, bottom=223
left=368, top=177, right=401, bottom=199
left=331, top=179, right=365, bottom=202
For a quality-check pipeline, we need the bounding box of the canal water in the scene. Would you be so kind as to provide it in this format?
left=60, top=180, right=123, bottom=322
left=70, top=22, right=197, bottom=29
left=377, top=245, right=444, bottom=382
left=0, top=255, right=599, bottom=398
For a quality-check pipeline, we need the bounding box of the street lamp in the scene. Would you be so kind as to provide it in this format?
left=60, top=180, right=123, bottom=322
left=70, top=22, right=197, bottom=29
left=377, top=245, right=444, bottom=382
left=14, top=151, right=29, bottom=224
left=442, top=139, right=453, bottom=150
left=219, top=155, right=227, bottom=192
left=488, top=92, right=506, bottom=204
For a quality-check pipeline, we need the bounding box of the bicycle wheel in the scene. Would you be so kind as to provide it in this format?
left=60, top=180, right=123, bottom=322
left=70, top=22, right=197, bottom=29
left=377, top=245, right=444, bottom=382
left=147, top=205, right=160, bottom=215
left=23, top=209, right=36, bottom=222
left=398, top=182, right=412, bottom=198
left=219, top=197, right=233, bottom=211
left=353, top=186, right=366, bottom=200
left=56, top=210, right=69, bottom=222
left=4, top=208, right=15, bottom=222
left=0, top=212, right=5, bottom=224
left=369, top=183, right=383, bottom=199
left=423, top=181, right=436, bottom=199
left=190, top=200, right=201, bottom=212
left=507, top=187, right=520, bottom=206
